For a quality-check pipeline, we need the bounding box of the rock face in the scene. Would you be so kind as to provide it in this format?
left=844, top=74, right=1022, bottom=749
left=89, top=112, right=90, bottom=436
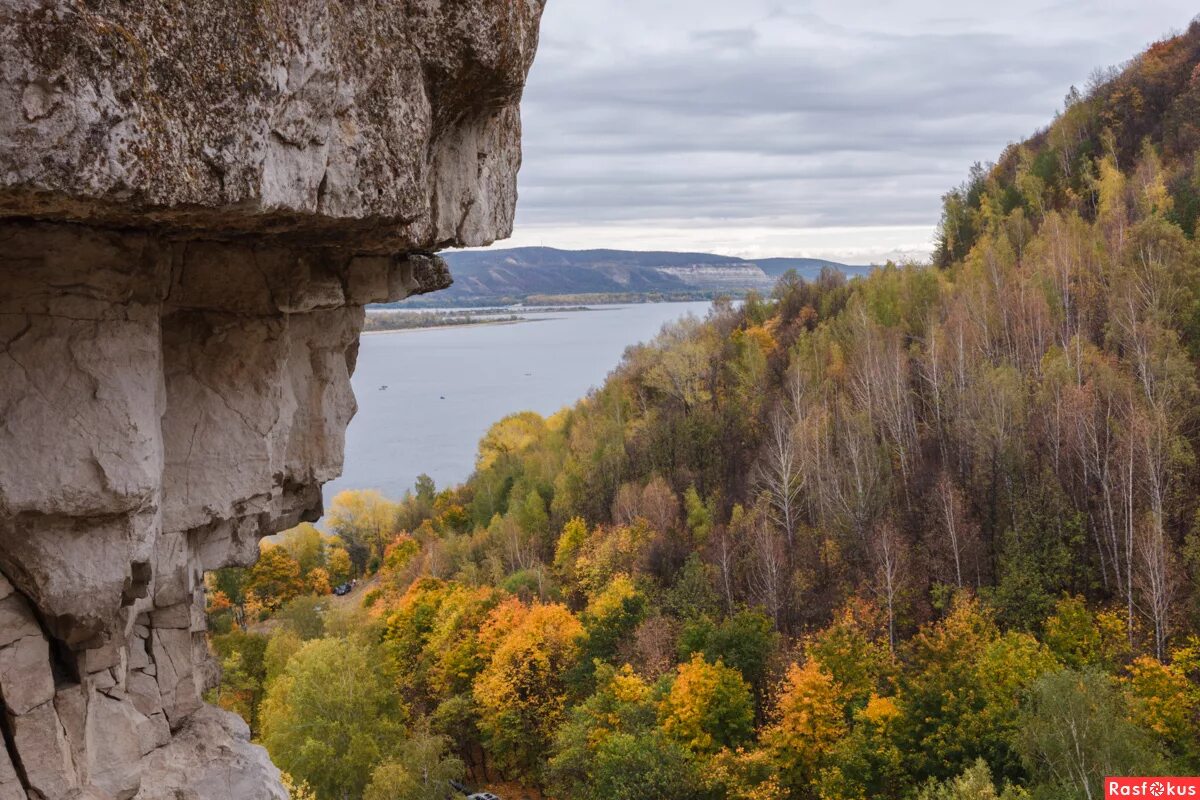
left=0, top=1, right=544, bottom=798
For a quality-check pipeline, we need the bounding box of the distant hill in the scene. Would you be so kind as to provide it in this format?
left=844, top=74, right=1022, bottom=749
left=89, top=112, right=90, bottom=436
left=398, top=247, right=869, bottom=306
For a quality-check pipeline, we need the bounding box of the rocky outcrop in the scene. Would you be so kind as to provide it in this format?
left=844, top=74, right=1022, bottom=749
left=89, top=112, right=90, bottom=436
left=0, top=1, right=544, bottom=797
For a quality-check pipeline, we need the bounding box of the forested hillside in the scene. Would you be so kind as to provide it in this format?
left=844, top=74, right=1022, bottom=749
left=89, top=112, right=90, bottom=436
left=208, top=22, right=1200, bottom=800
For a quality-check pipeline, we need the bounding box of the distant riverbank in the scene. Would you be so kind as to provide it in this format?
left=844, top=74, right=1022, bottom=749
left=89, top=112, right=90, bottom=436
left=364, top=306, right=590, bottom=333
left=397, top=290, right=743, bottom=309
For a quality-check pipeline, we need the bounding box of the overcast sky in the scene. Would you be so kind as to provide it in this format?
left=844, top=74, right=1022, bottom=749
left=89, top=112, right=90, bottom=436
left=501, top=1, right=1198, bottom=263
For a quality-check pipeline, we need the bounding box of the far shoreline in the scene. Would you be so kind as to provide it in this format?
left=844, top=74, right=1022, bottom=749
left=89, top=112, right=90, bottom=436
left=362, top=296, right=724, bottom=334
left=363, top=317, right=547, bottom=335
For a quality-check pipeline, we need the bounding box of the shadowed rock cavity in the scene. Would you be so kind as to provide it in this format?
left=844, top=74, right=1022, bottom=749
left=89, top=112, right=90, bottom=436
left=0, top=1, right=543, bottom=797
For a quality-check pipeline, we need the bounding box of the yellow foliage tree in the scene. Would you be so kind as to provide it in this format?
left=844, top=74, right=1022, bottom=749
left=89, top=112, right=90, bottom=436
left=1043, top=595, right=1130, bottom=670
left=326, top=489, right=401, bottom=571
left=326, top=545, right=352, bottom=584
left=245, top=544, right=305, bottom=616
left=1134, top=139, right=1173, bottom=219
left=476, top=411, right=546, bottom=471
left=1124, top=655, right=1199, bottom=756
left=276, top=523, right=326, bottom=575
left=422, top=585, right=502, bottom=699
left=305, top=566, right=331, bottom=596
left=702, top=746, right=783, bottom=800
left=279, top=772, right=318, bottom=800
left=762, top=658, right=846, bottom=789
left=1096, top=152, right=1130, bottom=248
left=660, top=653, right=755, bottom=754
left=554, top=516, right=589, bottom=576
left=472, top=600, right=583, bottom=777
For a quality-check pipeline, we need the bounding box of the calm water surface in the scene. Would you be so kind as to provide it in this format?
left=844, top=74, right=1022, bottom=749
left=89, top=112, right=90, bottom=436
left=322, top=302, right=713, bottom=506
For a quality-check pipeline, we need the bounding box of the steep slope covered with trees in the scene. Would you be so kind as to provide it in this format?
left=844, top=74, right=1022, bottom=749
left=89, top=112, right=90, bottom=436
left=209, top=22, right=1200, bottom=800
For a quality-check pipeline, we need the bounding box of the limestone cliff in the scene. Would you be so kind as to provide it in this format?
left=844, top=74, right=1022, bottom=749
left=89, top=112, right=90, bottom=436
left=0, top=1, right=544, bottom=797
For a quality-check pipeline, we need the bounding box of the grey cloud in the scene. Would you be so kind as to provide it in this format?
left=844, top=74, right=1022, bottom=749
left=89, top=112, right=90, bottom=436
left=511, top=2, right=1196, bottom=254
left=690, top=28, right=760, bottom=49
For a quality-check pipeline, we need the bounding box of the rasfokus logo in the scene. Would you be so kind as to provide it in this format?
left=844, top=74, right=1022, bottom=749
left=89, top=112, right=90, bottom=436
left=1106, top=778, right=1200, bottom=798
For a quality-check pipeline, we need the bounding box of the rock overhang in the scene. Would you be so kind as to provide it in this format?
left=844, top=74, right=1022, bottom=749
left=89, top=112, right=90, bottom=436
left=0, top=0, right=543, bottom=250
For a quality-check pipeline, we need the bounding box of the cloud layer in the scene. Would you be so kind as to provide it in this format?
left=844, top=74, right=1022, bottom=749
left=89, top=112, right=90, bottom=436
left=509, top=1, right=1198, bottom=262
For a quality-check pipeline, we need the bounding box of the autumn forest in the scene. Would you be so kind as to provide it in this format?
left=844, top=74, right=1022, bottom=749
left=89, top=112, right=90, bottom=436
left=206, top=23, right=1200, bottom=800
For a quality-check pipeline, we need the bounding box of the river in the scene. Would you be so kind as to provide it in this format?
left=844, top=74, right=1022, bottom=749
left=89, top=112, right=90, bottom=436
left=321, top=301, right=715, bottom=506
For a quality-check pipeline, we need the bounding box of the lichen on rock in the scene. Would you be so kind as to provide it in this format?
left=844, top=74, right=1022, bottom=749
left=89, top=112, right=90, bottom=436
left=0, top=1, right=544, bottom=797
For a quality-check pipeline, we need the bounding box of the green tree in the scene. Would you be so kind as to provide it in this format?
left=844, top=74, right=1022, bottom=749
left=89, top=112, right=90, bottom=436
left=678, top=609, right=778, bottom=700
left=807, top=602, right=891, bottom=711
left=430, top=694, right=485, bottom=781
left=276, top=595, right=326, bottom=641
left=915, top=759, right=1029, bottom=800
left=987, top=483, right=1085, bottom=632
left=515, top=488, right=550, bottom=548
left=1041, top=596, right=1128, bottom=671
left=210, top=567, right=249, bottom=627
left=264, top=628, right=303, bottom=684
left=548, top=664, right=657, bottom=795
left=1016, top=669, right=1162, bottom=800
left=548, top=665, right=702, bottom=800
left=261, top=638, right=405, bottom=800
left=363, top=728, right=464, bottom=800
left=664, top=554, right=720, bottom=621
left=207, top=630, right=268, bottom=733
left=683, top=485, right=714, bottom=544
left=818, top=694, right=906, bottom=800
left=588, top=732, right=701, bottom=800
left=414, top=473, right=437, bottom=505
left=895, top=597, right=1054, bottom=784
left=577, top=573, right=646, bottom=682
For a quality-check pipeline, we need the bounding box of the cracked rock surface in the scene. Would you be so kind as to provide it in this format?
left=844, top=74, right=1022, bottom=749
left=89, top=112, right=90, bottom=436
left=0, top=1, right=543, bottom=797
